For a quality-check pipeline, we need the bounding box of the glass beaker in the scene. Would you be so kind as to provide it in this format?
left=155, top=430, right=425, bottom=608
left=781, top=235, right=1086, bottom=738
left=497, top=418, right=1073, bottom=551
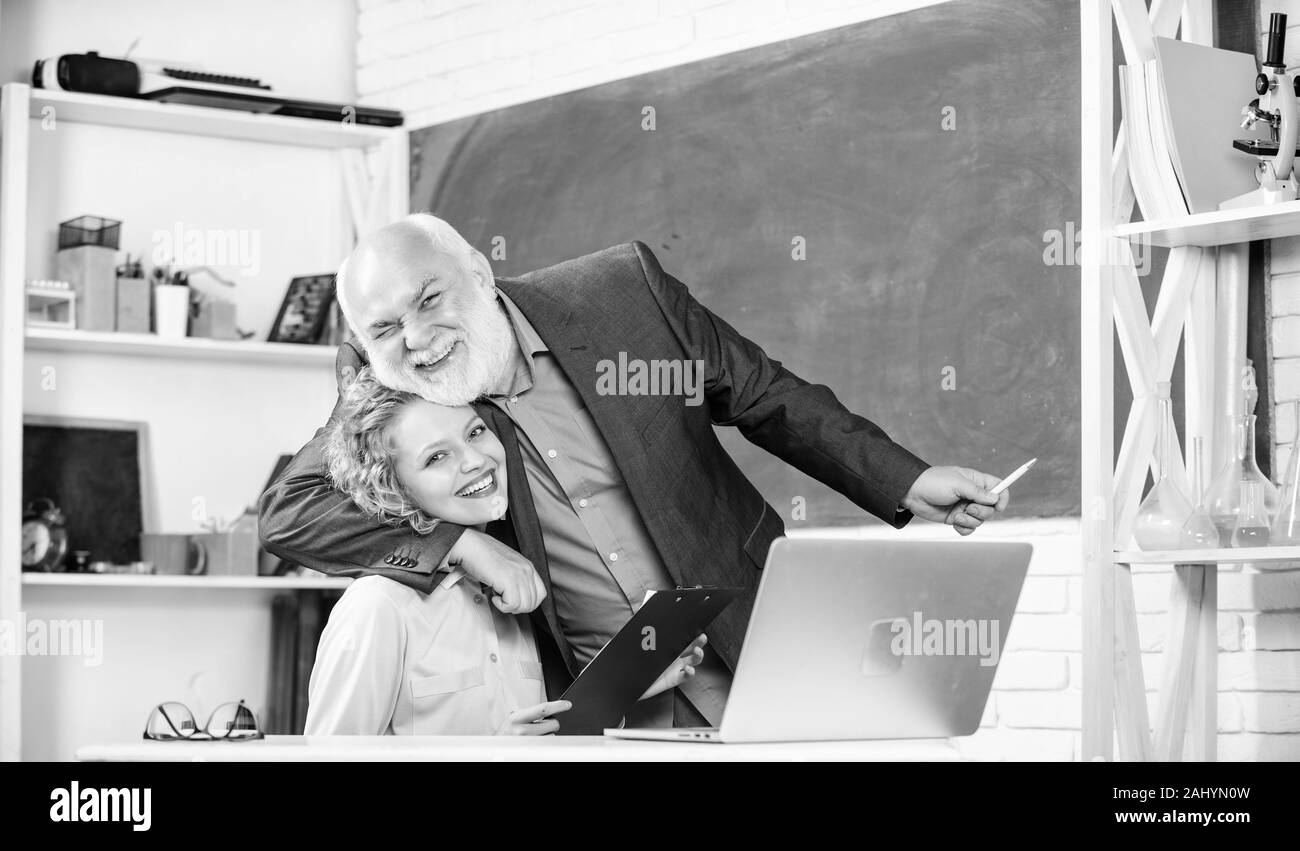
left=1271, top=400, right=1300, bottom=546
left=1134, top=383, right=1194, bottom=550
left=1232, top=480, right=1272, bottom=547
left=1180, top=436, right=1220, bottom=548
left=1206, top=414, right=1279, bottom=542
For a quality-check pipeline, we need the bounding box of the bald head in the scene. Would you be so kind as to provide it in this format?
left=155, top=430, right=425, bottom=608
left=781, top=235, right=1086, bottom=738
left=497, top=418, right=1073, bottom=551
left=336, top=214, right=514, bottom=406
left=337, top=214, right=482, bottom=340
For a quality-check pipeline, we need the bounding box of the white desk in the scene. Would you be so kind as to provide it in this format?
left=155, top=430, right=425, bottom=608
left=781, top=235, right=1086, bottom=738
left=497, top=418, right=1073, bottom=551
left=76, top=735, right=962, bottom=762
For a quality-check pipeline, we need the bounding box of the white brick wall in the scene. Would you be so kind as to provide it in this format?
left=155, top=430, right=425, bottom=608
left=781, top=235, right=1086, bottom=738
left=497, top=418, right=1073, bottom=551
left=1257, top=0, right=1300, bottom=764
left=356, top=0, right=947, bottom=127
left=1275, top=263, right=1300, bottom=485
left=353, top=0, right=1300, bottom=760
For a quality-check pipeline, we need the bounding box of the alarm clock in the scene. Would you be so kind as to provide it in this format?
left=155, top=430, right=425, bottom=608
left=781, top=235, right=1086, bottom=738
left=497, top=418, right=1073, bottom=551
left=21, top=498, right=69, bottom=572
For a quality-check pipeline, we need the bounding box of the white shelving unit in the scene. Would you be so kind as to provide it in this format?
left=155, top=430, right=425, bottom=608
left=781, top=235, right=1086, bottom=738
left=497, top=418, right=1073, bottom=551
left=1113, top=198, right=1300, bottom=248
left=1114, top=547, right=1300, bottom=566
left=26, top=328, right=337, bottom=366
left=1081, top=0, right=1300, bottom=762
left=27, top=88, right=395, bottom=149
left=0, top=83, right=407, bottom=761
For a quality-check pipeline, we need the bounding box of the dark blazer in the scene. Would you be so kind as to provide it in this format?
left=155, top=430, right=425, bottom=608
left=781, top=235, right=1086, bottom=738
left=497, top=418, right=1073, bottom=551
left=259, top=242, right=930, bottom=691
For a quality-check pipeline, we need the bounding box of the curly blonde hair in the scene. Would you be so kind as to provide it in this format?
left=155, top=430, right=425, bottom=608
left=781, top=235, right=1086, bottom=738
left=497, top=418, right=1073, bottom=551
left=326, top=367, right=440, bottom=534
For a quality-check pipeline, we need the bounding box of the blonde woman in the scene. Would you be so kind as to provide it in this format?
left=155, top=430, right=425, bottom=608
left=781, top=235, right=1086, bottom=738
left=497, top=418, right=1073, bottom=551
left=305, top=368, right=701, bottom=735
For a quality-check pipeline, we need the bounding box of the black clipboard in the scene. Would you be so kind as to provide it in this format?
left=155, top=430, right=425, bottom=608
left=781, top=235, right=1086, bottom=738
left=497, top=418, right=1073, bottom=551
left=556, top=586, right=741, bottom=735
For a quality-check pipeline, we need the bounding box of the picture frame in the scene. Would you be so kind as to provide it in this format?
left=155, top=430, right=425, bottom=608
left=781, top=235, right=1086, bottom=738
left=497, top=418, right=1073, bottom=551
left=267, top=273, right=336, bottom=344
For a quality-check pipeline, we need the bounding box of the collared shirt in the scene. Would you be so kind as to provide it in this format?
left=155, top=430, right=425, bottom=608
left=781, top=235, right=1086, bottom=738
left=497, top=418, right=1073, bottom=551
left=305, top=571, right=544, bottom=735
left=485, top=291, right=729, bottom=727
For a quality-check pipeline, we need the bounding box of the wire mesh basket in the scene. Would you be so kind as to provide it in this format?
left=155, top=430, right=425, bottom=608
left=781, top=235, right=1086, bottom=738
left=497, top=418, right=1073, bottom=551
left=58, top=215, right=121, bottom=250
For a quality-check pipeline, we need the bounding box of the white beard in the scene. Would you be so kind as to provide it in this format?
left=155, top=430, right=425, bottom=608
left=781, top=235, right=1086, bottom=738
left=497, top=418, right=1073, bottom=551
left=368, top=284, right=514, bottom=406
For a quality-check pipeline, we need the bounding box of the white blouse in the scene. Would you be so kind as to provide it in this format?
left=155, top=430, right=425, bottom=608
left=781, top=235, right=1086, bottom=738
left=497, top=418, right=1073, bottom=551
left=305, top=571, right=546, bottom=735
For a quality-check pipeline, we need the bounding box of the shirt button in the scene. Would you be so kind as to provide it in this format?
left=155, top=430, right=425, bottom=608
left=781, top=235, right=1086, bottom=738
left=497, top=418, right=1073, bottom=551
left=490, top=653, right=499, bottom=663
left=547, top=449, right=558, bottom=459
left=509, top=396, right=518, bottom=404
left=578, top=498, right=588, bottom=508
left=609, top=552, right=619, bottom=562
left=473, top=594, right=485, bottom=605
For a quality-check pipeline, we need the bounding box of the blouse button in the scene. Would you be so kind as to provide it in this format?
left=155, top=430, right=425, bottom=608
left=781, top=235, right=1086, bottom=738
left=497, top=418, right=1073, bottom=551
left=490, top=653, right=499, bottom=663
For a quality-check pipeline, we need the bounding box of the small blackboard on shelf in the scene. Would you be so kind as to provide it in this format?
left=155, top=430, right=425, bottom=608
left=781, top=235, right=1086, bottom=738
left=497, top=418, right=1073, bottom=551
left=268, top=274, right=335, bottom=344
left=22, top=416, right=150, bottom=564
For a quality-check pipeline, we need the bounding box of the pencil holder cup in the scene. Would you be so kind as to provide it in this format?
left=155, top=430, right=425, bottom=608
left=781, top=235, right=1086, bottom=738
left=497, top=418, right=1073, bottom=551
left=153, top=285, right=190, bottom=338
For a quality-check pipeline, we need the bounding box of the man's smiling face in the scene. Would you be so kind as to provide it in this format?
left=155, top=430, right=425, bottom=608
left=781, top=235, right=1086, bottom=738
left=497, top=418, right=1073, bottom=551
left=342, top=223, right=514, bottom=406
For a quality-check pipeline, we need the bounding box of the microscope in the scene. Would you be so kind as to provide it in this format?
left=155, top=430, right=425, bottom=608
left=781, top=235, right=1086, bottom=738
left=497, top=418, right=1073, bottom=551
left=1221, top=13, right=1300, bottom=210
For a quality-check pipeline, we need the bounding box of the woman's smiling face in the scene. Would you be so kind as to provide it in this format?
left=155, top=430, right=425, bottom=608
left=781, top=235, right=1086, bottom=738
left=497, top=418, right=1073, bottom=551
left=387, top=401, right=508, bottom=526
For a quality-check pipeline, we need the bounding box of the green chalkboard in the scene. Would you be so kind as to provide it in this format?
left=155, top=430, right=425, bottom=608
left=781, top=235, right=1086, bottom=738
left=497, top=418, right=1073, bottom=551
left=410, top=0, right=1080, bottom=523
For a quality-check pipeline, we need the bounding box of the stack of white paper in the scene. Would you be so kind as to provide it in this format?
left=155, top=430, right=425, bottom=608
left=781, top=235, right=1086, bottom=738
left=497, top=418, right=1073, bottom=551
left=1120, top=38, right=1263, bottom=220
left=1121, top=61, right=1183, bottom=220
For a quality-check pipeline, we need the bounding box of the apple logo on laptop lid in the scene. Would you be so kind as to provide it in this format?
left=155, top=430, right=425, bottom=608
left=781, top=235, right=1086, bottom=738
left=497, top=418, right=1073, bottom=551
left=862, top=618, right=907, bottom=677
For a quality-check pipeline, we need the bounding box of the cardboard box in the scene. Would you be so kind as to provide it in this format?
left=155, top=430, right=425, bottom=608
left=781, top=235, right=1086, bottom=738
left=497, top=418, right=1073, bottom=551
left=190, top=298, right=238, bottom=340
left=195, top=524, right=259, bottom=576
left=56, top=245, right=116, bottom=331
left=115, top=276, right=151, bottom=333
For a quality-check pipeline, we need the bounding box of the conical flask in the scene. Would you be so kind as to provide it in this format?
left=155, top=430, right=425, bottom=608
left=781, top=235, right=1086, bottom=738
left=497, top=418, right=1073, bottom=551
left=1243, top=359, right=1259, bottom=416
left=1134, top=383, right=1194, bottom=550
left=1271, top=400, right=1300, bottom=546
left=1180, top=436, right=1220, bottom=548
left=1232, top=480, right=1272, bottom=547
left=1207, top=414, right=1280, bottom=542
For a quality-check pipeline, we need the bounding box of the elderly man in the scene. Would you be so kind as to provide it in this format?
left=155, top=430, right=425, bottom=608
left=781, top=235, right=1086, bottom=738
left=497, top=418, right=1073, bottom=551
left=260, top=214, right=1010, bottom=728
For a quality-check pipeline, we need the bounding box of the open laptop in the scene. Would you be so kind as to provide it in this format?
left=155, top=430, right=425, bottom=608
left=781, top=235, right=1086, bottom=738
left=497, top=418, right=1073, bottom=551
left=605, top=536, right=1032, bottom=743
